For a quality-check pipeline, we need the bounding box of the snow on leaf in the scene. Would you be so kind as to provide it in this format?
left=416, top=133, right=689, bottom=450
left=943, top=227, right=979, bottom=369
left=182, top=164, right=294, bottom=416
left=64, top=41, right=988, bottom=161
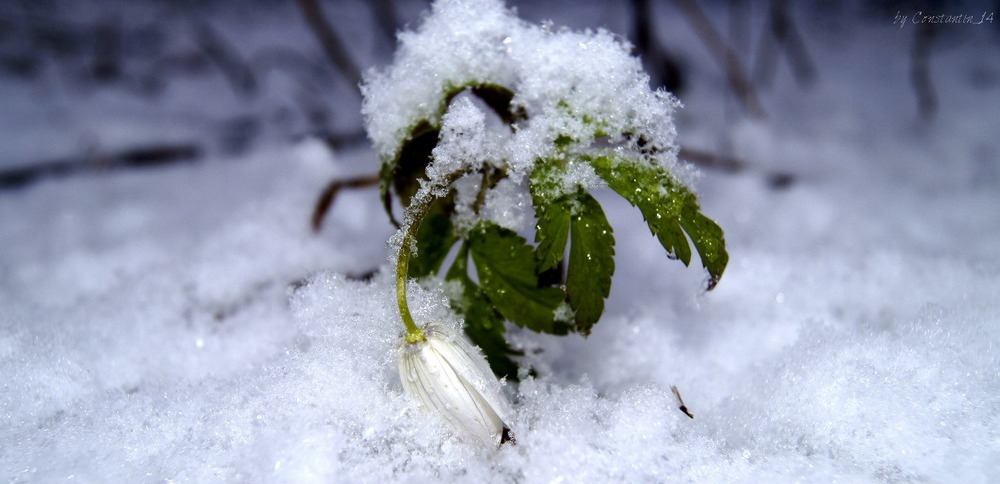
left=588, top=154, right=727, bottom=290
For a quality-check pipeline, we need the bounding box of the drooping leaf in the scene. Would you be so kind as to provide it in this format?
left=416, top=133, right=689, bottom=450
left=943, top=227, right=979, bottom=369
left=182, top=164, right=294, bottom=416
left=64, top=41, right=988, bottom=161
left=408, top=197, right=458, bottom=278
left=446, top=243, right=521, bottom=379
left=468, top=221, right=566, bottom=334
left=565, top=192, right=615, bottom=334
left=533, top=199, right=571, bottom=272
left=529, top=159, right=571, bottom=272
left=679, top=205, right=728, bottom=290
left=588, top=155, right=728, bottom=289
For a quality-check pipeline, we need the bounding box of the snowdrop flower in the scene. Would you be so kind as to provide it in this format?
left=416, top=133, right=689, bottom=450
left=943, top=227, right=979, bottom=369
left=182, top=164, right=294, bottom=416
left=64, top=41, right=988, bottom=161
left=392, top=160, right=514, bottom=447
left=398, top=322, right=514, bottom=447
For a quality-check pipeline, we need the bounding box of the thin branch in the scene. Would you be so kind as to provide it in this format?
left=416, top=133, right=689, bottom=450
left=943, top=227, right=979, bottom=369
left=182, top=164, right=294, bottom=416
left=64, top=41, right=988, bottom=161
left=311, top=173, right=381, bottom=231
left=324, top=130, right=370, bottom=151
left=757, top=0, right=816, bottom=88
left=194, top=21, right=258, bottom=98
left=296, top=0, right=363, bottom=91
left=630, top=0, right=686, bottom=93
left=910, top=21, right=937, bottom=120
left=368, top=0, right=402, bottom=49
left=679, top=146, right=744, bottom=173
left=673, top=0, right=765, bottom=117
left=671, top=385, right=695, bottom=419
left=0, top=144, right=200, bottom=190
left=752, top=6, right=780, bottom=87
left=680, top=146, right=795, bottom=189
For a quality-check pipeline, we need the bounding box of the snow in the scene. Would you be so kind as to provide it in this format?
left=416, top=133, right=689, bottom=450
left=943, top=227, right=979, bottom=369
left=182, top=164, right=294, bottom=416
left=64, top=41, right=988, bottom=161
left=2, top=1, right=999, bottom=482
left=362, top=0, right=683, bottom=188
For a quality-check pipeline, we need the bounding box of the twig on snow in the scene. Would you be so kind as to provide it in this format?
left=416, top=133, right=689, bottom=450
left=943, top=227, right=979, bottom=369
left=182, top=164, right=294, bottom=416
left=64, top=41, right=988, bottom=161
left=673, top=0, right=766, bottom=118
left=296, top=0, right=363, bottom=91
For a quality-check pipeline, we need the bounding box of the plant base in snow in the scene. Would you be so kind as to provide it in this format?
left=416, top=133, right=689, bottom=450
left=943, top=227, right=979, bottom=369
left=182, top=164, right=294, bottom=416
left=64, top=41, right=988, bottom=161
left=371, top=0, right=728, bottom=380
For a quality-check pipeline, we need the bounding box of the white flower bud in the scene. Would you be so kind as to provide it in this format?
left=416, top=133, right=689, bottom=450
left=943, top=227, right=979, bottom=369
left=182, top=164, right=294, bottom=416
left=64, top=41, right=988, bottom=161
left=398, top=323, right=514, bottom=447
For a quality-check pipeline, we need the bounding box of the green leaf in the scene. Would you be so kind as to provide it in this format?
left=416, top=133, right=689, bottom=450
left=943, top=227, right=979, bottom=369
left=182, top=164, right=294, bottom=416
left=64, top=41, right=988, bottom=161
left=534, top=199, right=570, bottom=272
left=566, top=192, right=615, bottom=334
left=680, top=206, right=729, bottom=290
left=588, top=155, right=728, bottom=289
left=468, top=221, right=567, bottom=333
left=408, top=198, right=458, bottom=278
left=446, top=243, right=521, bottom=379
left=529, top=159, right=571, bottom=272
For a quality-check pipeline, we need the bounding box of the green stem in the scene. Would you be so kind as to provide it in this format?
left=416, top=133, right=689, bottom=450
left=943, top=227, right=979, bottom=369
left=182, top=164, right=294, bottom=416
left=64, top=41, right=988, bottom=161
left=397, top=204, right=426, bottom=343
left=396, top=169, right=470, bottom=344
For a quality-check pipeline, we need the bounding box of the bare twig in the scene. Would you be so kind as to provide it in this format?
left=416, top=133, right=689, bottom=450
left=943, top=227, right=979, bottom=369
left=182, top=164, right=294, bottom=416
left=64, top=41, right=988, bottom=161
left=0, top=144, right=200, bottom=190
left=770, top=0, right=816, bottom=86
left=296, top=0, right=363, bottom=91
left=679, top=146, right=744, bottom=173
left=671, top=385, right=695, bottom=419
left=754, top=0, right=816, bottom=88
left=90, top=14, right=122, bottom=81
left=324, top=130, right=370, bottom=151
left=680, top=146, right=795, bottom=189
left=194, top=21, right=258, bottom=98
left=311, top=173, right=381, bottom=231
left=368, top=0, right=402, bottom=50
left=673, top=0, right=765, bottom=117
left=910, top=21, right=937, bottom=120
left=630, top=0, right=686, bottom=93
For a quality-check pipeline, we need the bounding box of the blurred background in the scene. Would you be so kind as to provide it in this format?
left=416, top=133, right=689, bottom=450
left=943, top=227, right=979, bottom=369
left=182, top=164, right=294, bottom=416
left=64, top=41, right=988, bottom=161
left=2, top=0, right=996, bottom=191
left=2, top=2, right=999, bottom=481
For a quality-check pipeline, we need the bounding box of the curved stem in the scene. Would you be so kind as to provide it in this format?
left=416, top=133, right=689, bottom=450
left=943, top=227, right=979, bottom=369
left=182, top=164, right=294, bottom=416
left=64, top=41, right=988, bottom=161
left=397, top=205, right=426, bottom=343
left=395, top=168, right=470, bottom=344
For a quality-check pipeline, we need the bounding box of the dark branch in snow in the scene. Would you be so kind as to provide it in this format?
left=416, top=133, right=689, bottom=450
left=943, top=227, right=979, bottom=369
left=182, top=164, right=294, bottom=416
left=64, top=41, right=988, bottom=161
left=910, top=21, right=938, bottom=120
left=753, top=0, right=817, bottom=89
left=368, top=0, right=404, bottom=55
left=680, top=147, right=795, bottom=189
left=679, top=146, right=744, bottom=173
left=311, top=173, right=381, bottom=232
left=673, top=0, right=765, bottom=118
left=194, top=21, right=258, bottom=99
left=630, top=0, right=686, bottom=94
left=0, top=144, right=200, bottom=190
left=296, top=0, right=363, bottom=92
left=323, top=130, right=370, bottom=151
left=671, top=385, right=694, bottom=419
left=90, top=14, right=123, bottom=82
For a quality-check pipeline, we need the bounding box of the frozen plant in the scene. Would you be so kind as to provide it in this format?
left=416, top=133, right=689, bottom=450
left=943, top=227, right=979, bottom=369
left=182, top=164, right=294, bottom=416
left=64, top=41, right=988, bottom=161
left=392, top=152, right=515, bottom=447
left=397, top=322, right=515, bottom=447
left=378, top=0, right=727, bottom=403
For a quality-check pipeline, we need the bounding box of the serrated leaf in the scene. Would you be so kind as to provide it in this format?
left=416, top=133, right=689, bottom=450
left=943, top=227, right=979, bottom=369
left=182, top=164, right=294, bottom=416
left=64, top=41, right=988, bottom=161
left=529, top=160, right=570, bottom=272
left=566, top=192, right=615, bottom=334
left=534, top=200, right=570, bottom=272
left=408, top=197, right=458, bottom=278
left=588, top=155, right=728, bottom=289
left=468, top=221, right=566, bottom=333
left=680, top=206, right=729, bottom=290
left=446, top=243, right=521, bottom=379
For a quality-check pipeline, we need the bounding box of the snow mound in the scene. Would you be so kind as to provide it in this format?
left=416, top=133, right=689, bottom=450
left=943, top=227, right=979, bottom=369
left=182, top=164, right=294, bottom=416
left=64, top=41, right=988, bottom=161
left=362, top=0, right=683, bottom=187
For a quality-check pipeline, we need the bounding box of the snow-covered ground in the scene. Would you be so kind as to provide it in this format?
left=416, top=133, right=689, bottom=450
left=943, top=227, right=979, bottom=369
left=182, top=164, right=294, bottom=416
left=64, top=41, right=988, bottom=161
left=2, top=1, right=998, bottom=482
